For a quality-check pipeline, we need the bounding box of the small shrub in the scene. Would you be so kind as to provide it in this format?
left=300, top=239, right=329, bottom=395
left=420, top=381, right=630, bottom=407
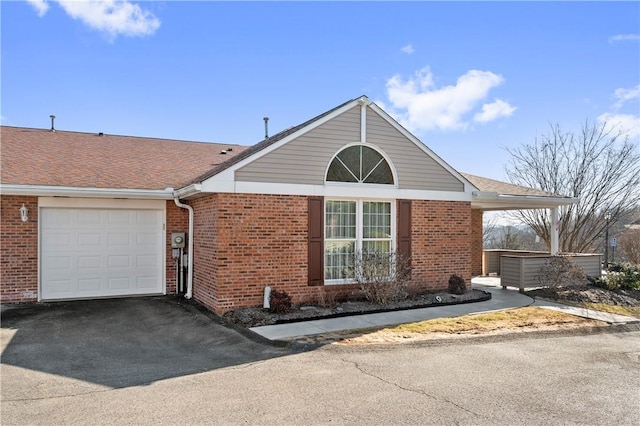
left=595, top=263, right=640, bottom=290
left=537, top=256, right=587, bottom=288
left=448, top=274, right=467, bottom=295
left=269, top=289, right=292, bottom=314
left=315, top=288, right=337, bottom=308
left=355, top=251, right=412, bottom=305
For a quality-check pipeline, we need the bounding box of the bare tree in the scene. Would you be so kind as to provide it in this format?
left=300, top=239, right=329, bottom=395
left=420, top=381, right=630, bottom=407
left=505, top=121, right=640, bottom=253
left=482, top=214, right=499, bottom=247
left=618, top=229, right=640, bottom=264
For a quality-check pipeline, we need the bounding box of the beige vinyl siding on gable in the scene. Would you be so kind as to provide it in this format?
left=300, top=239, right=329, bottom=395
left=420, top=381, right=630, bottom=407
left=235, top=106, right=361, bottom=185
left=366, top=110, right=463, bottom=191
left=235, top=105, right=464, bottom=192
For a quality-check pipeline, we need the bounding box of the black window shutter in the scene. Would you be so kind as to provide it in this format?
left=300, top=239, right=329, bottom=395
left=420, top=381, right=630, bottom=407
left=397, top=200, right=412, bottom=262
left=308, top=196, right=324, bottom=286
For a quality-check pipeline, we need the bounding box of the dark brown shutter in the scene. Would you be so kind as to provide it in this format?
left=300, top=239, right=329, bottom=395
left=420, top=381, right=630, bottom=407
left=397, top=200, right=412, bottom=262
left=308, top=196, right=324, bottom=286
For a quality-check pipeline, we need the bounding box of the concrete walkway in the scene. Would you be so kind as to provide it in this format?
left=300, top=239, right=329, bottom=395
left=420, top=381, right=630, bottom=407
left=250, top=277, right=638, bottom=340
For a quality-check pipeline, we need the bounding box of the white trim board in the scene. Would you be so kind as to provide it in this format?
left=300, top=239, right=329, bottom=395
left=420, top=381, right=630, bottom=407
left=201, top=180, right=473, bottom=202
left=1, top=184, right=174, bottom=200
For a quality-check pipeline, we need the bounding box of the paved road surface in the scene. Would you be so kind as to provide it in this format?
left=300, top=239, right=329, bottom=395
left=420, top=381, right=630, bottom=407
left=3, top=319, right=638, bottom=425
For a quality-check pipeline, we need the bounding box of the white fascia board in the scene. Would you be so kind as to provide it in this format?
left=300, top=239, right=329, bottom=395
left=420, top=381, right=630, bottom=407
left=209, top=181, right=472, bottom=202
left=472, top=194, right=578, bottom=211
left=0, top=184, right=174, bottom=200
left=200, top=99, right=362, bottom=187
left=367, top=102, right=478, bottom=193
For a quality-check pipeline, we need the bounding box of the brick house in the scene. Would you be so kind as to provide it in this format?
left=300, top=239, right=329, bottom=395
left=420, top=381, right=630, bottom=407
left=0, top=96, right=574, bottom=313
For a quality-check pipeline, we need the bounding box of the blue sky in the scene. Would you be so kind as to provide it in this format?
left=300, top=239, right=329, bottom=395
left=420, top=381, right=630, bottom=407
left=2, top=1, right=639, bottom=180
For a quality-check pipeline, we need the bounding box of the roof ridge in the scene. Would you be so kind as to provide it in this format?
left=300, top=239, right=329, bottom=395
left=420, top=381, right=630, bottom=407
left=0, top=125, right=244, bottom=147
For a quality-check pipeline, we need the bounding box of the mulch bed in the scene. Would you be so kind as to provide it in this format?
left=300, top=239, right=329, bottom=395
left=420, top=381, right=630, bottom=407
left=223, top=289, right=491, bottom=328
left=526, top=285, right=640, bottom=307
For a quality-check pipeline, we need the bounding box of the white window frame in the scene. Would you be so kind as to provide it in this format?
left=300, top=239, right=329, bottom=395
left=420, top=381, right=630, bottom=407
left=324, top=198, right=396, bottom=285
left=324, top=142, right=399, bottom=188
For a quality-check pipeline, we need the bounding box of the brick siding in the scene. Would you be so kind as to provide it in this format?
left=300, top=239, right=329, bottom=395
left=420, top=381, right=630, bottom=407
left=191, top=193, right=311, bottom=313
left=2, top=194, right=475, bottom=310
left=1, top=196, right=39, bottom=302
left=191, top=194, right=474, bottom=313
left=411, top=200, right=472, bottom=291
left=471, top=209, right=483, bottom=276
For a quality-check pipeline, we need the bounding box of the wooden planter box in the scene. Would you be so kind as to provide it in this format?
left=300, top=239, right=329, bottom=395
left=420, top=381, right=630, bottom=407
left=482, top=249, right=548, bottom=275
left=500, top=254, right=602, bottom=292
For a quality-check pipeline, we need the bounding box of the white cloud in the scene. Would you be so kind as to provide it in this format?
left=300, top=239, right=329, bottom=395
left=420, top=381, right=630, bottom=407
left=608, top=34, right=640, bottom=43
left=613, top=85, right=640, bottom=109
left=26, top=0, right=49, bottom=17
left=473, top=99, right=517, bottom=123
left=400, top=44, right=414, bottom=54
left=26, top=0, right=160, bottom=39
left=598, top=85, right=640, bottom=140
left=597, top=113, right=640, bottom=140
left=384, top=67, right=515, bottom=132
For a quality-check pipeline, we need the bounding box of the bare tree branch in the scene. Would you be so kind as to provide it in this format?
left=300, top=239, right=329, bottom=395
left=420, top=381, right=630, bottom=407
left=505, top=121, right=640, bottom=253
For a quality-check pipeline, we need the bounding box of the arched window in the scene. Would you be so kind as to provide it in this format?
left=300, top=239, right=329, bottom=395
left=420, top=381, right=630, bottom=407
left=326, top=145, right=394, bottom=185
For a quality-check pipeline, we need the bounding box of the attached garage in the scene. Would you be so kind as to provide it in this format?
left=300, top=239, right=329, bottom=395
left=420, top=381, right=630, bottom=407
left=39, top=198, right=166, bottom=301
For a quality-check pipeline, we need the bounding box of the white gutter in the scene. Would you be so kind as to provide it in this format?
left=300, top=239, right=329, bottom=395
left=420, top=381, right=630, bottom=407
left=471, top=192, right=578, bottom=211
left=172, top=183, right=202, bottom=199
left=0, top=184, right=173, bottom=199
left=173, top=196, right=194, bottom=299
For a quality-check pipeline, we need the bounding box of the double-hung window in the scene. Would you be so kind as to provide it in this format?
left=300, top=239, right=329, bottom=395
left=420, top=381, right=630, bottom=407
left=324, top=200, right=393, bottom=283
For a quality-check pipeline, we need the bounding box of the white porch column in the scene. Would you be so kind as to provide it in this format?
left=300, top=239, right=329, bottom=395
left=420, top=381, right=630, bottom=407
left=550, top=207, right=559, bottom=255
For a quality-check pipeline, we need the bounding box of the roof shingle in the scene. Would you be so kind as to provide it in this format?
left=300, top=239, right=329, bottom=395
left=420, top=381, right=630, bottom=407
left=461, top=173, right=561, bottom=197
left=0, top=126, right=248, bottom=190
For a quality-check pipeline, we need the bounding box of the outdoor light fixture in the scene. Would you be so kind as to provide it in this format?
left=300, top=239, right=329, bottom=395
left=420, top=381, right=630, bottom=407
left=604, top=211, right=611, bottom=269
left=20, top=203, right=29, bottom=222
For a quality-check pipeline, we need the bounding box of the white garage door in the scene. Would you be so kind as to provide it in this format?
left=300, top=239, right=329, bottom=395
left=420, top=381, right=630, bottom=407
left=40, top=200, right=165, bottom=301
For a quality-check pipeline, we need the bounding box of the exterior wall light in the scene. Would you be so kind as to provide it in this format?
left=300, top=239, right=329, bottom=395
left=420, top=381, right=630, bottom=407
left=20, top=203, right=29, bottom=222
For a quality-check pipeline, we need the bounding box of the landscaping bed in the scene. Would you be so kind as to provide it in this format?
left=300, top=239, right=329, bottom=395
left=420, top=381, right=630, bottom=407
left=223, top=289, right=491, bottom=328
left=526, top=285, right=640, bottom=307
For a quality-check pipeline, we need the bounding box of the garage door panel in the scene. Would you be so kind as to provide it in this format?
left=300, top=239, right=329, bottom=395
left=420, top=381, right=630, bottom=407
left=137, top=232, right=159, bottom=246
left=45, top=256, right=72, bottom=270
left=78, top=233, right=102, bottom=247
left=78, top=278, right=101, bottom=291
left=46, top=279, right=72, bottom=294
left=107, top=210, right=131, bottom=225
left=135, top=210, right=160, bottom=224
left=108, top=277, right=131, bottom=290
left=136, top=254, right=158, bottom=267
left=78, top=210, right=101, bottom=225
left=42, top=210, right=72, bottom=227
left=137, top=276, right=159, bottom=289
left=78, top=256, right=101, bottom=269
left=108, top=233, right=131, bottom=246
left=42, top=232, right=72, bottom=247
left=108, top=255, right=130, bottom=268
left=41, top=206, right=164, bottom=301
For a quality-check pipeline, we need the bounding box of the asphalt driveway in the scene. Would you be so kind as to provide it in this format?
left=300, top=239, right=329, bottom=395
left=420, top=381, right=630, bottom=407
left=0, top=296, right=293, bottom=389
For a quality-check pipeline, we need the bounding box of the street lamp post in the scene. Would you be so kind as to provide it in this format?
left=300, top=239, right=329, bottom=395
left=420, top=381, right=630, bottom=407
left=604, top=212, right=611, bottom=270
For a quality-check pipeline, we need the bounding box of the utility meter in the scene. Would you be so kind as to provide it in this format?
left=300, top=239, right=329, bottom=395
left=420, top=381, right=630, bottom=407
left=171, top=232, right=186, bottom=249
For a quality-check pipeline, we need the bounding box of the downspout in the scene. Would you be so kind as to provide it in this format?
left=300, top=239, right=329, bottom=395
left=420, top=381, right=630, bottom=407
left=173, top=198, right=194, bottom=299
left=550, top=207, right=559, bottom=255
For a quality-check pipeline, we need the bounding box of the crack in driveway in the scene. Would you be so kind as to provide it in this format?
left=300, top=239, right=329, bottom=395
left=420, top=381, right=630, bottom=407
left=341, top=357, right=483, bottom=418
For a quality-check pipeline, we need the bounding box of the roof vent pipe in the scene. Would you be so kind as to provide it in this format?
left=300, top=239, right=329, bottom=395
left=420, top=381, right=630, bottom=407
left=49, top=115, right=56, bottom=132
left=263, top=116, right=269, bottom=139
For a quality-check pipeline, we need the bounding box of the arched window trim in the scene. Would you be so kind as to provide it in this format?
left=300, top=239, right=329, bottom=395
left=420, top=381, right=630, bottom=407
left=324, top=142, right=398, bottom=187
